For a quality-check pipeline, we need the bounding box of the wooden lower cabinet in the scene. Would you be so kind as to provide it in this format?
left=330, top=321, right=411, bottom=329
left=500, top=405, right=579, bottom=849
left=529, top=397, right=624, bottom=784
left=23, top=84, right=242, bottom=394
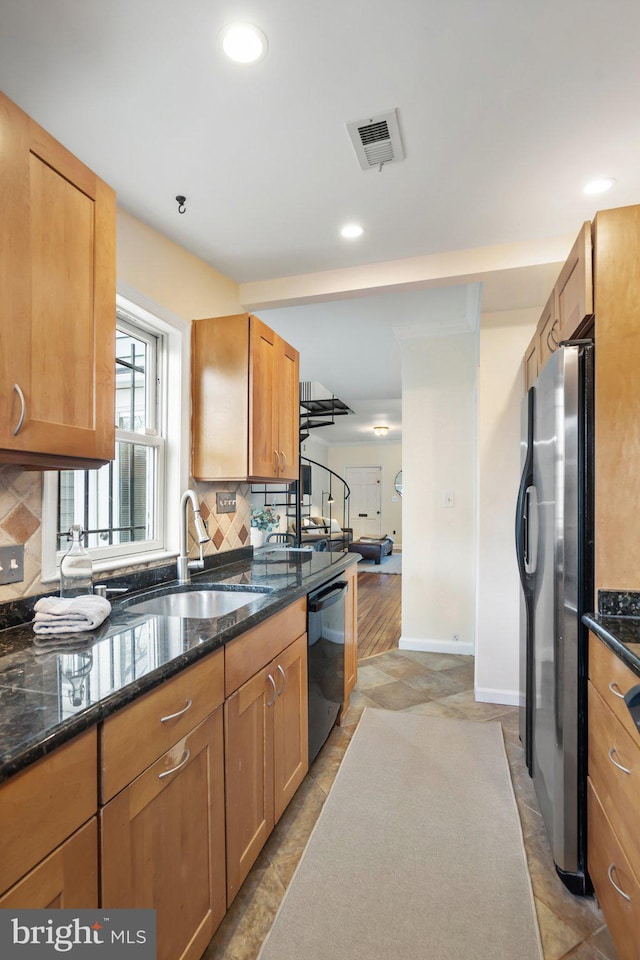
left=0, top=818, right=98, bottom=908
left=225, top=632, right=308, bottom=904
left=101, top=710, right=226, bottom=960
left=588, top=634, right=640, bottom=959
left=588, top=782, right=640, bottom=960
left=340, top=564, right=358, bottom=722
left=0, top=728, right=97, bottom=898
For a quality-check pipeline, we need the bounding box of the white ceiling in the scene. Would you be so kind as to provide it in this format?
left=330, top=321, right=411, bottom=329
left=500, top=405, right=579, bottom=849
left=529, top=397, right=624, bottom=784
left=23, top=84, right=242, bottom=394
left=1, top=1, right=638, bottom=443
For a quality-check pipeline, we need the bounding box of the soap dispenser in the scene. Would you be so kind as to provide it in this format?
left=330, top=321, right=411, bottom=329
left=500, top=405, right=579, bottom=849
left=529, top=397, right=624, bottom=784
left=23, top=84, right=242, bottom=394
left=60, top=524, right=94, bottom=597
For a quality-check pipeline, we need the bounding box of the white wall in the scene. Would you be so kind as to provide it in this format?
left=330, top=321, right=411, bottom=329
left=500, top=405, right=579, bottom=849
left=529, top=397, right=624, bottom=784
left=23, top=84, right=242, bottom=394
left=475, top=308, right=538, bottom=704
left=327, top=443, right=403, bottom=546
left=399, top=333, right=477, bottom=654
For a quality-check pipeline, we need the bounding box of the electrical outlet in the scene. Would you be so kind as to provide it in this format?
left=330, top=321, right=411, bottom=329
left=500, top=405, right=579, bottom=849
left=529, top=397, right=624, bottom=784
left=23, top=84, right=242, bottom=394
left=0, top=545, right=25, bottom=585
left=453, top=634, right=460, bottom=642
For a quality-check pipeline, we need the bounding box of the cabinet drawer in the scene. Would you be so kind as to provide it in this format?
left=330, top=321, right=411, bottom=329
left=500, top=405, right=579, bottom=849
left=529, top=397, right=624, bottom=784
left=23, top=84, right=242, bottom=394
left=588, top=780, right=640, bottom=960
left=589, top=633, right=640, bottom=745
left=0, top=729, right=97, bottom=896
left=589, top=681, right=640, bottom=876
left=101, top=648, right=224, bottom=802
left=0, top=818, right=98, bottom=909
left=225, top=598, right=306, bottom=696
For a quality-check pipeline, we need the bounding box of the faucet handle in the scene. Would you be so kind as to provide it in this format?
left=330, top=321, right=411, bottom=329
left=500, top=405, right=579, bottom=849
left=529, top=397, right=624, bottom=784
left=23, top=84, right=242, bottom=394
left=94, top=584, right=129, bottom=598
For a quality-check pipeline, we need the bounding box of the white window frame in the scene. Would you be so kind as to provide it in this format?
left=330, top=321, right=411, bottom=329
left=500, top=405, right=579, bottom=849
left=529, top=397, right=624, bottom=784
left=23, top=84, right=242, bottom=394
left=42, top=290, right=190, bottom=581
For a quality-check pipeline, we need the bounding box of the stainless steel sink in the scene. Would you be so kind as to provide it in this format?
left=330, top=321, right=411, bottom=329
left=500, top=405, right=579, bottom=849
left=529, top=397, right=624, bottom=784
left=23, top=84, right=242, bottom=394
left=124, top=588, right=269, bottom=619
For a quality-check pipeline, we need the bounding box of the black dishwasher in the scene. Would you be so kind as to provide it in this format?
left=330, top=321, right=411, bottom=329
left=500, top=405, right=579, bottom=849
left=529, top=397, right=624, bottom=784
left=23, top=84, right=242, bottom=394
left=307, top=575, right=348, bottom=764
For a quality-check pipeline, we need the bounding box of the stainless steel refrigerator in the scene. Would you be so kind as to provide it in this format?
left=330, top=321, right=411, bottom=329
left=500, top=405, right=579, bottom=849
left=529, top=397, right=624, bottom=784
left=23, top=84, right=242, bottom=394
left=516, top=341, right=594, bottom=895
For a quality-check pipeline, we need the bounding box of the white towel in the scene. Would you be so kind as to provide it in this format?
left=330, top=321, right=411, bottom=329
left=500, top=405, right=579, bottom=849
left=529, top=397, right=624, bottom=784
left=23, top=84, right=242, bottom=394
left=33, top=595, right=111, bottom=635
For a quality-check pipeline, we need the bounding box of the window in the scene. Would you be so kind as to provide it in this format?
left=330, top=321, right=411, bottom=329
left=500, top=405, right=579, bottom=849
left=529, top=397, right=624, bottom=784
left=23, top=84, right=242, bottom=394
left=43, top=293, right=188, bottom=579
left=55, top=319, right=164, bottom=560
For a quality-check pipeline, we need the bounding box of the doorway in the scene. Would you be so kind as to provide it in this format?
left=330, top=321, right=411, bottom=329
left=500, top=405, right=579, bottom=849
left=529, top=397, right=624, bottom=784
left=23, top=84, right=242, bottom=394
left=345, top=466, right=382, bottom=540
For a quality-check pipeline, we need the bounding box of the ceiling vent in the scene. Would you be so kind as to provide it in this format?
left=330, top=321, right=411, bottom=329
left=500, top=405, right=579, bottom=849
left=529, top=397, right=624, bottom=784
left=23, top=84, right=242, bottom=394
left=346, top=109, right=405, bottom=171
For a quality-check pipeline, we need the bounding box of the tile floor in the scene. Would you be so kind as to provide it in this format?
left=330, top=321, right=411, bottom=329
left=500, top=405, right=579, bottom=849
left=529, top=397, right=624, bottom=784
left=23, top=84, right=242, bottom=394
left=203, top=650, right=618, bottom=960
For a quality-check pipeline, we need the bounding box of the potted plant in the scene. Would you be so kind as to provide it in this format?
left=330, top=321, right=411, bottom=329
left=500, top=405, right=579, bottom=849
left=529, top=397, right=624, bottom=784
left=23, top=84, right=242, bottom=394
left=250, top=505, right=281, bottom=548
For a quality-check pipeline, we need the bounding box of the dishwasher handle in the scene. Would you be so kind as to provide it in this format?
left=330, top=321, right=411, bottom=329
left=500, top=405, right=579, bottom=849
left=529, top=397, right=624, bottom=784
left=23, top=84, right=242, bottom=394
left=308, top=581, right=348, bottom=612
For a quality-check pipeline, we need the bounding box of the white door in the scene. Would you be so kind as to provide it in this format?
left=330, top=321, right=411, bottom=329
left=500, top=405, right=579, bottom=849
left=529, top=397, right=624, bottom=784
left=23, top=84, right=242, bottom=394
left=345, top=467, right=382, bottom=540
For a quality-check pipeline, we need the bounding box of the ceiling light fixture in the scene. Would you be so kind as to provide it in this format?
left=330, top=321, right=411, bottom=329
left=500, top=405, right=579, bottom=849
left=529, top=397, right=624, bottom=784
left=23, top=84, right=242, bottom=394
left=340, top=223, right=364, bottom=239
left=373, top=425, right=389, bottom=437
left=220, top=22, right=268, bottom=63
left=583, top=177, right=616, bottom=195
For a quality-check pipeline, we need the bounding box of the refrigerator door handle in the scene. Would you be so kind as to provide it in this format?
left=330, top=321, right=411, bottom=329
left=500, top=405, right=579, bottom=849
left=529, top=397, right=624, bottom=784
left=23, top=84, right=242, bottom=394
left=524, top=486, right=538, bottom=575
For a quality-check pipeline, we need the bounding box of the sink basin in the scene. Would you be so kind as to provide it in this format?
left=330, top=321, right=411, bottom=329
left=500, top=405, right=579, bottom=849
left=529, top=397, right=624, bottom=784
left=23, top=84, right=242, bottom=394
left=124, top=588, right=268, bottom=619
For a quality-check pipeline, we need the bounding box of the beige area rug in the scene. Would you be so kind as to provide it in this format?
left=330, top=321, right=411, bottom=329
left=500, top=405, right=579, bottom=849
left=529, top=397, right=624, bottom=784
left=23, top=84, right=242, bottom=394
left=356, top=552, right=402, bottom=574
left=258, top=708, right=543, bottom=960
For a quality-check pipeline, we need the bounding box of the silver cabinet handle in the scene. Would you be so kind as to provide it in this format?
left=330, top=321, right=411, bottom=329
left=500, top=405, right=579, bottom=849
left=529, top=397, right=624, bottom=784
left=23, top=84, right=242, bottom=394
left=160, top=698, right=193, bottom=723
left=608, top=747, right=631, bottom=775
left=12, top=384, right=25, bottom=436
left=549, top=320, right=560, bottom=347
left=158, top=748, right=191, bottom=780
left=608, top=681, right=625, bottom=700
left=266, top=673, right=277, bottom=707
left=608, top=864, right=631, bottom=902
left=276, top=663, right=286, bottom=696
left=274, top=450, right=279, bottom=472
left=279, top=450, right=287, bottom=471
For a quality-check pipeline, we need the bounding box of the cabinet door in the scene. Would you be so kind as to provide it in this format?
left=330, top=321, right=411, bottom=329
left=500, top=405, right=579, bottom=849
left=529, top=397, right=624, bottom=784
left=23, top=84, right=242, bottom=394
left=588, top=781, right=640, bottom=960
left=524, top=335, right=538, bottom=391
left=341, top=565, right=358, bottom=722
left=249, top=316, right=279, bottom=479
left=0, top=819, right=98, bottom=909
left=276, top=335, right=300, bottom=481
left=101, top=712, right=226, bottom=960
left=556, top=221, right=593, bottom=341
left=273, top=633, right=308, bottom=822
left=536, top=289, right=558, bottom=375
left=0, top=91, right=115, bottom=465
left=225, top=666, right=275, bottom=904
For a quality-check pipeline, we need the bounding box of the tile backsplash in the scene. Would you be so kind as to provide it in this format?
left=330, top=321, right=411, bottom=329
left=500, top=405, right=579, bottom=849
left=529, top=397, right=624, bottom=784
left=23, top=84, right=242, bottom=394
left=0, top=465, right=252, bottom=603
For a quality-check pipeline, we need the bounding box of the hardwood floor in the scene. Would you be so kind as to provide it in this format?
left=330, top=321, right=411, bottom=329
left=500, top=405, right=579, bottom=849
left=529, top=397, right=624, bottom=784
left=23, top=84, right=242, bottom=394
left=357, top=571, right=401, bottom=660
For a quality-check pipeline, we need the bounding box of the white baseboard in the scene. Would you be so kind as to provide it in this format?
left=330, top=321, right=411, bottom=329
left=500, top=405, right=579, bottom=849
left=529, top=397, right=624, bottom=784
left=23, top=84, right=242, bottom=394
left=474, top=686, right=520, bottom=707
left=398, top=636, right=475, bottom=656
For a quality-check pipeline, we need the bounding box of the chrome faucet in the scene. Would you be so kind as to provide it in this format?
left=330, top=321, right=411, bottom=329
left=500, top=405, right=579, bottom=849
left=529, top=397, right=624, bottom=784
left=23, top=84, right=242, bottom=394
left=177, top=489, right=210, bottom=583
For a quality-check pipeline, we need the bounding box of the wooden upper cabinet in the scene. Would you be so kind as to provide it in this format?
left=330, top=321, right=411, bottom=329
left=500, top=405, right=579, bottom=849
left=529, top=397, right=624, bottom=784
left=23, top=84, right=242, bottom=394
left=556, top=221, right=593, bottom=341
left=536, top=289, right=558, bottom=377
left=524, top=220, right=593, bottom=389
left=524, top=334, right=538, bottom=392
left=0, top=91, right=116, bottom=468
left=192, top=313, right=300, bottom=482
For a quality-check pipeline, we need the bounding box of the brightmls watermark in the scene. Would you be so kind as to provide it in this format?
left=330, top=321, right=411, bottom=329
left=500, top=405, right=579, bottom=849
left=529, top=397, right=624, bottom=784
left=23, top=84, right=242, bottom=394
left=0, top=910, right=156, bottom=958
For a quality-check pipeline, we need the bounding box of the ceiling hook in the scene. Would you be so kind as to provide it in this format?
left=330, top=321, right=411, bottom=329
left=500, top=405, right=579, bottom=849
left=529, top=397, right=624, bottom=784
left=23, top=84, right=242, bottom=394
left=175, top=195, right=187, bottom=214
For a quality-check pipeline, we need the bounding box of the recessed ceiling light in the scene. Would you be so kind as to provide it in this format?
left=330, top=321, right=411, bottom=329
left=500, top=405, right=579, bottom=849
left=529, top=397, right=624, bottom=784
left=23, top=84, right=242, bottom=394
left=340, top=223, right=364, bottom=239
left=583, top=177, right=616, bottom=195
left=220, top=23, right=268, bottom=63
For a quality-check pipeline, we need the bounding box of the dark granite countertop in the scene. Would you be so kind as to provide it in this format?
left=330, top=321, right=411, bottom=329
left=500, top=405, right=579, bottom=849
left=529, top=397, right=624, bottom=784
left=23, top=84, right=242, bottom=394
left=583, top=591, right=640, bottom=680
left=0, top=547, right=357, bottom=784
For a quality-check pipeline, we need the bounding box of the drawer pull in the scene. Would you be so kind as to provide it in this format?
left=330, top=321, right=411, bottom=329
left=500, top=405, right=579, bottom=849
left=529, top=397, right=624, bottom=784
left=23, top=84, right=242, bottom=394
left=158, top=748, right=191, bottom=780
left=267, top=673, right=277, bottom=708
left=160, top=698, right=193, bottom=723
left=608, top=747, right=631, bottom=775
left=608, top=681, right=625, bottom=700
left=276, top=663, right=286, bottom=696
left=607, top=864, right=632, bottom=902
